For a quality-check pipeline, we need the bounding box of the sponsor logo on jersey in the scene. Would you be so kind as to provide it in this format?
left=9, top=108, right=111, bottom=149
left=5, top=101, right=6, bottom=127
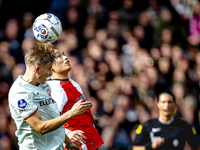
left=66, top=87, right=71, bottom=90
left=152, top=127, right=161, bottom=132
left=39, top=98, right=56, bottom=106
left=136, top=125, right=143, bottom=134
left=18, top=99, right=27, bottom=109
left=91, top=142, right=94, bottom=146
left=76, top=95, right=86, bottom=102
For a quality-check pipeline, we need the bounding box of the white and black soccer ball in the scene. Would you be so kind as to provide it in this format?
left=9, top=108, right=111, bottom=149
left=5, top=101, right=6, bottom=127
left=33, top=13, right=62, bottom=43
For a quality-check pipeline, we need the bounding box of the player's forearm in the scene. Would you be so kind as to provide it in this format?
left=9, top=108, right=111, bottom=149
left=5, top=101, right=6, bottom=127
left=26, top=100, right=92, bottom=135
left=38, top=110, right=74, bottom=135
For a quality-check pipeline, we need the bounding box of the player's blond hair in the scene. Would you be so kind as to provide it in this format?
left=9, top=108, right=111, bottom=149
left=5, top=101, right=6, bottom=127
left=25, top=43, right=56, bottom=67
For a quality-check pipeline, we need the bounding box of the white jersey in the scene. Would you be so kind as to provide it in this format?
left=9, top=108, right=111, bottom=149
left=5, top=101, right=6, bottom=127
left=8, top=75, right=65, bottom=150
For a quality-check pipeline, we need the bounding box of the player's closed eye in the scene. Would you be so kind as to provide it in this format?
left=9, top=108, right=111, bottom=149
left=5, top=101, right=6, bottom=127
left=55, top=53, right=61, bottom=58
left=62, top=52, right=65, bottom=56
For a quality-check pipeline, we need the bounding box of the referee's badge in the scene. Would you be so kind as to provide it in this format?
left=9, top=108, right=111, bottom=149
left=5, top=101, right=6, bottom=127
left=18, top=99, right=27, bottom=109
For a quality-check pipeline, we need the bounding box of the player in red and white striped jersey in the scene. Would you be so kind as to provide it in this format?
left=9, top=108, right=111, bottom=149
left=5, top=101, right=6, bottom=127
left=47, top=49, right=104, bottom=150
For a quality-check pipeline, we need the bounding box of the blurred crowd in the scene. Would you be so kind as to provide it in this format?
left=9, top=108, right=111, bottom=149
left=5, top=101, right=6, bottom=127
left=0, top=0, right=200, bottom=149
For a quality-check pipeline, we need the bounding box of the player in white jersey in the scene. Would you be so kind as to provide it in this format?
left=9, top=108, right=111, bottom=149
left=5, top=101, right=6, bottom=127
left=8, top=43, right=93, bottom=150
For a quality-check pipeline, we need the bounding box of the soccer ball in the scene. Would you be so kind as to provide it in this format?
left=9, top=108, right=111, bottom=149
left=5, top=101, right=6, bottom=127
left=33, top=13, right=62, bottom=43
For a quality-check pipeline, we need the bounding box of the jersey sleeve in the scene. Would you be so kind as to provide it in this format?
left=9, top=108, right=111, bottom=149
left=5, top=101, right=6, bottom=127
left=47, top=81, right=68, bottom=112
left=185, top=125, right=200, bottom=149
left=10, top=92, right=38, bottom=120
left=132, top=123, right=151, bottom=145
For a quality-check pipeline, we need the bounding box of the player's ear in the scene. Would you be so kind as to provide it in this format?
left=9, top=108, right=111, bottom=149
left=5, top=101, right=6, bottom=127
left=51, top=68, right=55, bottom=73
left=35, top=66, right=40, bottom=73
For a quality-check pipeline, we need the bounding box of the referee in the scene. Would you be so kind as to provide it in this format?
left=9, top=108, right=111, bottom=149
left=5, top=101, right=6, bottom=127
left=129, top=91, right=200, bottom=150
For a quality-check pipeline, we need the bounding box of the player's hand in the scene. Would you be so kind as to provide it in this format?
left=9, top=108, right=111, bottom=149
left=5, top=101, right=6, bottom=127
left=67, top=130, right=87, bottom=146
left=93, top=115, right=99, bottom=124
left=151, top=138, right=165, bottom=149
left=70, top=100, right=93, bottom=117
left=64, top=142, right=80, bottom=150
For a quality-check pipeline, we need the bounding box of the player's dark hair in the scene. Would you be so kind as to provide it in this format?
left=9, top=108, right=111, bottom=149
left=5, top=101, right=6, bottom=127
left=157, top=91, right=176, bottom=103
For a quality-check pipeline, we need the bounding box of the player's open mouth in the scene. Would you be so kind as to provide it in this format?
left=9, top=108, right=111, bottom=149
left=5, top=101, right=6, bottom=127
left=65, top=61, right=70, bottom=65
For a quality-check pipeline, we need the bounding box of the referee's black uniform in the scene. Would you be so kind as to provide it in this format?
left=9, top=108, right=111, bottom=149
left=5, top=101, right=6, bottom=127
left=129, top=117, right=199, bottom=150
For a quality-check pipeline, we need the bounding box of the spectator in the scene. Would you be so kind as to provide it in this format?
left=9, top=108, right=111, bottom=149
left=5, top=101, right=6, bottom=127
left=188, top=0, right=200, bottom=46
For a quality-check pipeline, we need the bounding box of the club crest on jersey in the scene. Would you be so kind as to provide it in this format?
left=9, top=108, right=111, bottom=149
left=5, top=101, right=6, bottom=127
left=47, top=88, right=51, bottom=97
left=18, top=99, right=27, bottom=109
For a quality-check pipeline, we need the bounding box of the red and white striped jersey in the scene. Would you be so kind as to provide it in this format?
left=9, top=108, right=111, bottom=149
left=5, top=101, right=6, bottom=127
left=47, top=78, right=104, bottom=150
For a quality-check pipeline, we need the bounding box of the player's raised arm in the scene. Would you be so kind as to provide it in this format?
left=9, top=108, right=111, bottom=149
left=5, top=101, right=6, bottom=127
left=26, top=100, right=93, bottom=135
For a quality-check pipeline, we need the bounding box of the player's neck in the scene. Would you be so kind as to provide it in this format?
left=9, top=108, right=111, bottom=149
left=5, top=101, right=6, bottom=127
left=50, top=73, right=68, bottom=80
left=22, top=67, right=41, bottom=86
left=22, top=74, right=39, bottom=86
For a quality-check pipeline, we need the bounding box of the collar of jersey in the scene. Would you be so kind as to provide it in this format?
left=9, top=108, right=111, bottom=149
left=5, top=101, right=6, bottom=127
left=158, top=117, right=174, bottom=125
left=19, top=75, right=42, bottom=88
left=49, top=78, right=69, bottom=81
